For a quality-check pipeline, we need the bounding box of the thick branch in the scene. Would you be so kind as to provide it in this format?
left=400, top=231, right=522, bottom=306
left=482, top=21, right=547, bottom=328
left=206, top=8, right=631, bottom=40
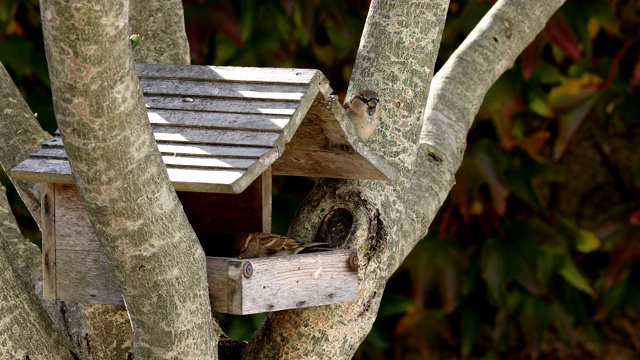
left=0, top=63, right=51, bottom=225
left=401, top=0, right=567, bottom=257
left=40, top=1, right=217, bottom=358
left=129, top=0, right=190, bottom=64
left=243, top=1, right=450, bottom=358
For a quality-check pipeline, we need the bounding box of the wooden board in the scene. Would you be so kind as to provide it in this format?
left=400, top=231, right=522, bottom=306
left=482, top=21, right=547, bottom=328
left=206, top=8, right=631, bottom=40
left=41, top=183, right=56, bottom=300
left=207, top=249, right=358, bottom=314
left=11, top=64, right=395, bottom=194
left=43, top=180, right=357, bottom=313
left=52, top=182, right=271, bottom=254
left=51, top=246, right=357, bottom=313
left=55, top=249, right=123, bottom=305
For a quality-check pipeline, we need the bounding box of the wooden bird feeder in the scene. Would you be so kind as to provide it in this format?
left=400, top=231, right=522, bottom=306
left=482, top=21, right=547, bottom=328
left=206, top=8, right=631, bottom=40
left=11, top=64, right=395, bottom=314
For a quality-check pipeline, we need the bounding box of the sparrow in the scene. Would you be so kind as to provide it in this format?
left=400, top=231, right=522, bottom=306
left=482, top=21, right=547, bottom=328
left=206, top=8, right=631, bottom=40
left=233, top=232, right=327, bottom=259
left=344, top=90, right=381, bottom=141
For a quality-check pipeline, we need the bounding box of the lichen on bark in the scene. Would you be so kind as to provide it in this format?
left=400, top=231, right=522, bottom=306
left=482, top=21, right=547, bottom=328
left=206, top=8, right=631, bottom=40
left=39, top=0, right=217, bottom=358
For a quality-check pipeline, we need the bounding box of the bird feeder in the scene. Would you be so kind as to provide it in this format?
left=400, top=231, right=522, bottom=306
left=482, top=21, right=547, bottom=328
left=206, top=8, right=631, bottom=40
left=11, top=64, right=395, bottom=314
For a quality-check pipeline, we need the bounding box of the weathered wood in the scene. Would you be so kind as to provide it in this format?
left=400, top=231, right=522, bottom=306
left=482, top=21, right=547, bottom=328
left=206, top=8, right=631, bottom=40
left=156, top=143, right=273, bottom=158
left=31, top=147, right=257, bottom=169
left=55, top=249, right=123, bottom=305
left=207, top=249, right=358, bottom=314
left=51, top=244, right=357, bottom=314
left=148, top=110, right=291, bottom=131
left=152, top=125, right=282, bottom=147
left=273, top=149, right=389, bottom=180
left=261, top=167, right=272, bottom=234
left=41, top=182, right=56, bottom=300
left=55, top=184, right=101, bottom=252
left=145, top=96, right=299, bottom=115
left=140, top=79, right=309, bottom=100
left=12, top=158, right=74, bottom=185
left=207, top=257, right=229, bottom=312
left=273, top=95, right=396, bottom=180
left=32, top=139, right=274, bottom=159
left=12, top=64, right=396, bottom=195
left=136, top=64, right=320, bottom=84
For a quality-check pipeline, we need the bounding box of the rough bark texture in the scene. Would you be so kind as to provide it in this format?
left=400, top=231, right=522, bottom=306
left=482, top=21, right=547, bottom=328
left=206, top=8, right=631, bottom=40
left=1, top=61, right=133, bottom=359
left=0, top=188, right=73, bottom=360
left=39, top=1, right=217, bottom=358
left=403, top=0, right=567, bottom=255
left=243, top=1, right=450, bottom=358
left=0, top=63, right=51, bottom=225
left=130, top=0, right=190, bottom=64
left=61, top=302, right=133, bottom=359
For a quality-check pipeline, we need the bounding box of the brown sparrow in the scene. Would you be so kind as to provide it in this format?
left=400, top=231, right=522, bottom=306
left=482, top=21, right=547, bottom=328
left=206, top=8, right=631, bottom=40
left=344, top=90, right=381, bottom=140
left=233, top=232, right=327, bottom=259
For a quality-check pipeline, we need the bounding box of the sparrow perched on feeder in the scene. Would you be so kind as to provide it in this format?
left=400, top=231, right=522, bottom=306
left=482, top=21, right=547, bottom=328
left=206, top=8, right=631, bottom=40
left=344, top=90, right=381, bottom=140
left=233, top=232, right=327, bottom=259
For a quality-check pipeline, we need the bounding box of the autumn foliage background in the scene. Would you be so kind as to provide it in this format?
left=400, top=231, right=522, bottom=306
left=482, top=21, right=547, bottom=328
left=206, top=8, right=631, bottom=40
left=1, top=0, right=639, bottom=358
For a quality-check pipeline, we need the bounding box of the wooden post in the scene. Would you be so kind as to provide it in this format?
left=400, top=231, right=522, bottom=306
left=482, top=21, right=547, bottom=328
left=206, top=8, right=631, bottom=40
left=41, top=182, right=56, bottom=300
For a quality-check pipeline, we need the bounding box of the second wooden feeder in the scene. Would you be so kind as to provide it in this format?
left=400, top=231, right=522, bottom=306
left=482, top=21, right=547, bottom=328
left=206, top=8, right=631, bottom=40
left=12, top=64, right=395, bottom=314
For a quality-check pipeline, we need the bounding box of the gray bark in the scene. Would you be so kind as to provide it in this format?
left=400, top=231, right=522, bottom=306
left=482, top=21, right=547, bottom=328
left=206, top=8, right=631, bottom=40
left=39, top=1, right=217, bottom=358
left=0, top=61, right=133, bottom=360
left=243, top=0, right=450, bottom=358
left=0, top=63, right=51, bottom=225
left=403, top=0, right=567, bottom=253
left=130, top=0, right=191, bottom=64
left=243, top=0, right=566, bottom=359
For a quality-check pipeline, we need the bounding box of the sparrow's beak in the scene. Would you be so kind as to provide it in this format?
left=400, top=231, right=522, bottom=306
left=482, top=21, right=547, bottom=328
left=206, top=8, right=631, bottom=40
left=367, top=98, right=379, bottom=108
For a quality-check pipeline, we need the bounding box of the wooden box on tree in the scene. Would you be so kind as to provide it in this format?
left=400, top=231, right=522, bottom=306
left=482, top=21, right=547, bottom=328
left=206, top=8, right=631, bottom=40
left=12, top=64, right=395, bottom=314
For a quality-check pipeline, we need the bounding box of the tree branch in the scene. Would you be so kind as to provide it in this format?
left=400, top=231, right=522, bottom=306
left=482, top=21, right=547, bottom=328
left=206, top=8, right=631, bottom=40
left=0, top=63, right=51, bottom=225
left=243, top=0, right=450, bottom=358
left=129, top=0, right=191, bottom=64
left=401, top=0, right=567, bottom=257
left=39, top=1, right=217, bottom=358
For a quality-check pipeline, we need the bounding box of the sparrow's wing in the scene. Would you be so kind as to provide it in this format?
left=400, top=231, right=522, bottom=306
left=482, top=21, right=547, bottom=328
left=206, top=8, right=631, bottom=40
left=233, top=232, right=255, bottom=258
left=255, top=233, right=327, bottom=256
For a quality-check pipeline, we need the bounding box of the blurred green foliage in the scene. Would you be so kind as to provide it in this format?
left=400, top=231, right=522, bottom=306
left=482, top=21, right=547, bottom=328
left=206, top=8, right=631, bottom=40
left=2, top=0, right=639, bottom=358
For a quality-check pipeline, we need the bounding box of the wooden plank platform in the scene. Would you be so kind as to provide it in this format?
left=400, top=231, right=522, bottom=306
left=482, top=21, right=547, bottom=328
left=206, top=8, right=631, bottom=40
left=12, top=64, right=395, bottom=193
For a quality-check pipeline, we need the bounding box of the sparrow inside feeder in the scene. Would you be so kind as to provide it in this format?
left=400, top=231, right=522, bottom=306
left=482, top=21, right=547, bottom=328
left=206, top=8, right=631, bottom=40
left=232, top=232, right=327, bottom=259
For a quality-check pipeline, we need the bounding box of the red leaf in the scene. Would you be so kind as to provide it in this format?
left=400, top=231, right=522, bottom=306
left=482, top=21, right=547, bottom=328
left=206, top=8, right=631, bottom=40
left=475, top=152, right=509, bottom=216
left=605, top=240, right=640, bottom=290
left=545, top=15, right=582, bottom=62
left=548, top=74, right=601, bottom=161
left=495, top=94, right=524, bottom=151
left=630, top=209, right=640, bottom=226
left=520, top=33, right=547, bottom=81
left=281, top=0, right=295, bottom=16
left=518, top=131, right=551, bottom=156
left=630, top=54, right=640, bottom=89
left=553, top=94, right=598, bottom=161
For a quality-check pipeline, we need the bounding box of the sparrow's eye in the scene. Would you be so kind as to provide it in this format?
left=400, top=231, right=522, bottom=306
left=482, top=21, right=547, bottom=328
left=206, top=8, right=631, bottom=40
left=359, top=95, right=369, bottom=102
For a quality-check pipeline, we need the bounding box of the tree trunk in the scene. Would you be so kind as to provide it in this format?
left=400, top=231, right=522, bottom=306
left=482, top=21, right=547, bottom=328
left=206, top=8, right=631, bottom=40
left=130, top=0, right=191, bottom=65
left=243, top=0, right=566, bottom=359
left=242, top=0, right=450, bottom=358
left=39, top=1, right=217, bottom=358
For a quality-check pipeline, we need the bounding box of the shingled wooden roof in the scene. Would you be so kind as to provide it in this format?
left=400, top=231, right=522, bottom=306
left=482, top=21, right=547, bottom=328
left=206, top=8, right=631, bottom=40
left=12, top=64, right=395, bottom=194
